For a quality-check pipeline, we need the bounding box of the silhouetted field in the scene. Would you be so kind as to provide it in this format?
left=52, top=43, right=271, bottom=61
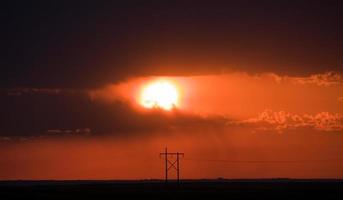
left=1, top=179, right=343, bottom=199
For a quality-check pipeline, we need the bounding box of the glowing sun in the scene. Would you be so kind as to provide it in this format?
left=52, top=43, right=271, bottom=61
left=140, top=80, right=179, bottom=110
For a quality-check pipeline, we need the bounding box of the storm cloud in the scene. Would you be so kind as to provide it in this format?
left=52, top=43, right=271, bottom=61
left=2, top=1, right=343, bottom=89
left=0, top=89, right=231, bottom=138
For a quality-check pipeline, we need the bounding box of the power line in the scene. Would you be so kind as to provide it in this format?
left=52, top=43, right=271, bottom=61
left=184, top=158, right=343, bottom=163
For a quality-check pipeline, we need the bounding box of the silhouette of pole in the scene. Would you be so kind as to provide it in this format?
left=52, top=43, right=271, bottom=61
left=165, top=147, right=168, bottom=184
left=177, top=152, right=180, bottom=186
left=160, top=148, right=184, bottom=185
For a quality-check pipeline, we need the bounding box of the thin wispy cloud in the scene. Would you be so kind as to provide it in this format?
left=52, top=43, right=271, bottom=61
left=263, top=71, right=342, bottom=87
left=242, top=109, right=343, bottom=133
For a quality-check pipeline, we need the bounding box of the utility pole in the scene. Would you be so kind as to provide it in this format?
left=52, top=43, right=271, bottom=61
left=165, top=148, right=168, bottom=183
left=160, top=148, right=184, bottom=185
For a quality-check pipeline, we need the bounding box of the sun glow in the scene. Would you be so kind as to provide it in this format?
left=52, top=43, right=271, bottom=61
left=140, top=80, right=179, bottom=110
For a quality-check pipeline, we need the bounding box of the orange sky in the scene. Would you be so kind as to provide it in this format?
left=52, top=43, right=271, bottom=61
left=1, top=72, right=343, bottom=180
left=3, top=1, right=343, bottom=181
left=1, top=129, right=343, bottom=179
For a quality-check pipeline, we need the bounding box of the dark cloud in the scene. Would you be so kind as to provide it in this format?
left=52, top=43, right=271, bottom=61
left=5, top=88, right=76, bottom=96
left=266, top=71, right=343, bottom=87
left=289, top=71, right=342, bottom=87
left=46, top=128, right=91, bottom=135
left=0, top=90, right=229, bottom=138
left=2, top=1, right=343, bottom=89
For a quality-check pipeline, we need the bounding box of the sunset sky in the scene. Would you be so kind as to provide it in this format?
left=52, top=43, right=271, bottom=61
left=1, top=1, right=343, bottom=180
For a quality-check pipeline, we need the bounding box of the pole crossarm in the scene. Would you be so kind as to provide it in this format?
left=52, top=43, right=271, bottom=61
left=160, top=153, right=184, bottom=156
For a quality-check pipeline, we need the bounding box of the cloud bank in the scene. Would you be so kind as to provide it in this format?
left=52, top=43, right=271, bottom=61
left=1, top=72, right=342, bottom=140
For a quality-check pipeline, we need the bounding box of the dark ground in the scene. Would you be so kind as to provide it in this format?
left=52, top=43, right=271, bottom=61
left=1, top=179, right=343, bottom=199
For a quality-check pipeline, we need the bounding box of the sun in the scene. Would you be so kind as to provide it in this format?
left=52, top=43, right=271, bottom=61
left=140, top=80, right=179, bottom=110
